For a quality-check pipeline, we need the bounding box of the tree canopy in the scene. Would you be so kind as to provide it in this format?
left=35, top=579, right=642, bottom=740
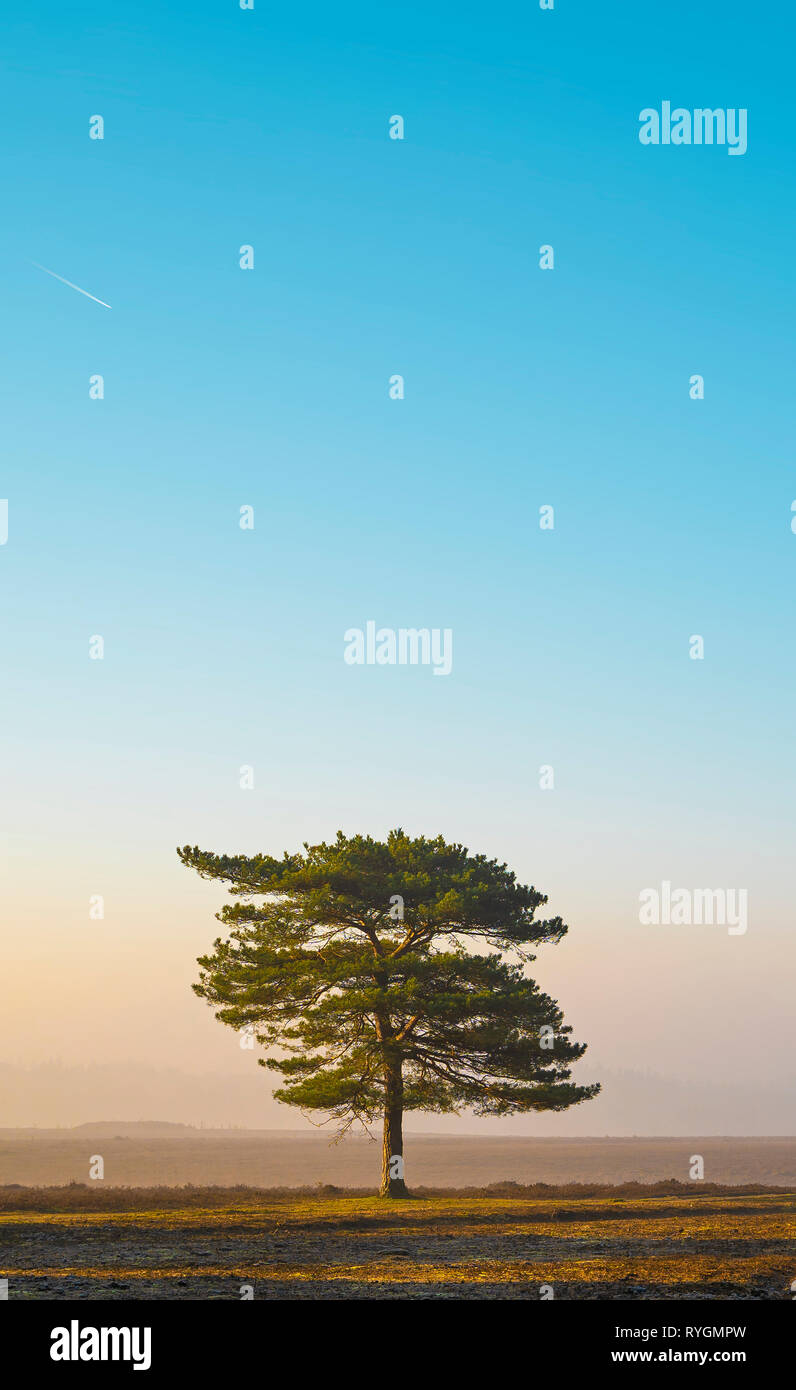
left=179, top=829, right=599, bottom=1195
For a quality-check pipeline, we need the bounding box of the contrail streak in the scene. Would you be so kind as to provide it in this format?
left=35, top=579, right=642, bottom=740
left=30, top=261, right=112, bottom=308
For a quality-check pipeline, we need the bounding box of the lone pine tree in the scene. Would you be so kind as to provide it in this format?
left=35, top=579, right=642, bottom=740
left=179, top=830, right=599, bottom=1197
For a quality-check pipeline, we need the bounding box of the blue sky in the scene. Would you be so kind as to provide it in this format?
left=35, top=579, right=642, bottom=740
left=1, top=1, right=794, bottom=1125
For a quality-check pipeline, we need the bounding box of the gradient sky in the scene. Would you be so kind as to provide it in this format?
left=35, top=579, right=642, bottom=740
left=1, top=1, right=794, bottom=1130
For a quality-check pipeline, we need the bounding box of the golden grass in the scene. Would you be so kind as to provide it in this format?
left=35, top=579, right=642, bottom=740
left=2, top=1191, right=792, bottom=1226
left=3, top=1192, right=793, bottom=1295
left=4, top=1257, right=794, bottom=1286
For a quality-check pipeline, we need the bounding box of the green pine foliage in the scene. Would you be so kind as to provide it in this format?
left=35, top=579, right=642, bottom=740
left=178, top=830, right=599, bottom=1194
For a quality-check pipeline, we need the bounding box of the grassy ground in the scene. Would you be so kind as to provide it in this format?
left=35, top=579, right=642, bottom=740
left=2, top=1185, right=794, bottom=1300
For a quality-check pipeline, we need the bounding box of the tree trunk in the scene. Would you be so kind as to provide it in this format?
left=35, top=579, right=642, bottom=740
left=380, top=1060, right=409, bottom=1197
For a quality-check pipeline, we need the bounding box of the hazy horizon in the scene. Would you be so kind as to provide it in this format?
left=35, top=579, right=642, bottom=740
left=1, top=1058, right=793, bottom=1136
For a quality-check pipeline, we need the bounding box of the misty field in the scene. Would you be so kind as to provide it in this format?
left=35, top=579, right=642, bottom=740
left=2, top=1185, right=794, bottom=1301
left=2, top=1129, right=796, bottom=1188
